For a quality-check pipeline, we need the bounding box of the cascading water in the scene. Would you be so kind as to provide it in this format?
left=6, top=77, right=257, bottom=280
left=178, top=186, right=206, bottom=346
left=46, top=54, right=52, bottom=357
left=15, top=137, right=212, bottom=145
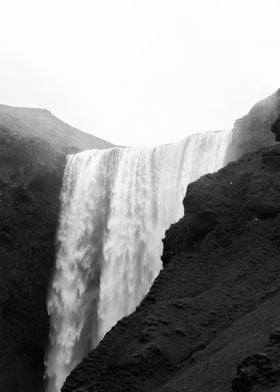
left=45, top=130, right=231, bottom=392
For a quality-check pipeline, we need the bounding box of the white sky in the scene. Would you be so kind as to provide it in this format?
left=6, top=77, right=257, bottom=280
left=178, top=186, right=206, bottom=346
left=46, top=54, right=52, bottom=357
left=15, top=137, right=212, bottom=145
left=1, top=0, right=280, bottom=146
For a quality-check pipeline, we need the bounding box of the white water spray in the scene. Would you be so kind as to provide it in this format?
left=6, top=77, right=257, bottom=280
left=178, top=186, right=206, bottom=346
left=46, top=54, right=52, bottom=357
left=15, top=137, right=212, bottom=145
left=45, top=131, right=231, bottom=392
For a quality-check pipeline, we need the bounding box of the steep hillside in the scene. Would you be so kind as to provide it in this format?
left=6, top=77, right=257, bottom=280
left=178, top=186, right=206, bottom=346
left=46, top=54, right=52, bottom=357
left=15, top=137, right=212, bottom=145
left=0, top=104, right=113, bottom=195
left=63, top=142, right=280, bottom=392
left=0, top=105, right=113, bottom=392
left=225, top=89, right=280, bottom=163
left=0, top=104, right=112, bottom=153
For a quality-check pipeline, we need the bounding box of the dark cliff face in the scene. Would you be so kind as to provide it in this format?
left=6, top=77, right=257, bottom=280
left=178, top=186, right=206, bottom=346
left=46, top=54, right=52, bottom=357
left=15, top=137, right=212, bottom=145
left=62, top=144, right=280, bottom=392
left=0, top=182, right=59, bottom=392
left=0, top=105, right=113, bottom=392
left=225, top=89, right=280, bottom=164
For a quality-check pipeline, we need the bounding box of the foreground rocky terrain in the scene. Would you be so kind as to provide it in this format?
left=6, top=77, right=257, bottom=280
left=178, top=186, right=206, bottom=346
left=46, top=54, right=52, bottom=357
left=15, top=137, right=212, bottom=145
left=0, top=105, right=113, bottom=392
left=63, top=142, right=280, bottom=392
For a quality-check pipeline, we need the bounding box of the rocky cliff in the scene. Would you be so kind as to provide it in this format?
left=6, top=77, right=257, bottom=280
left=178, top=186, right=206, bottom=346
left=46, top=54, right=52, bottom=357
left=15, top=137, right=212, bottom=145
left=0, top=105, right=113, bottom=392
left=225, top=89, right=280, bottom=164
left=62, top=140, right=280, bottom=391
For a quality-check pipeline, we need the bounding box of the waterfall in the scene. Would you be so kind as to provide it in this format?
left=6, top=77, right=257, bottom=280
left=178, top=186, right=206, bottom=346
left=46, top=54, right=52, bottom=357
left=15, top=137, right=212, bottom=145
left=45, top=130, right=231, bottom=392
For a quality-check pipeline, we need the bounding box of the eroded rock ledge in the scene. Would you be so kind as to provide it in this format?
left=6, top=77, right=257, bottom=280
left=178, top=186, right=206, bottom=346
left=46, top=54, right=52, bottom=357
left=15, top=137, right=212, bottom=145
left=63, top=144, right=280, bottom=392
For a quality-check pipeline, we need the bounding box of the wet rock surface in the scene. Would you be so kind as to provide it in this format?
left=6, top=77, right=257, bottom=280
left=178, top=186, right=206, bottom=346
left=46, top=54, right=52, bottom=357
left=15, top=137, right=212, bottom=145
left=63, top=144, right=280, bottom=392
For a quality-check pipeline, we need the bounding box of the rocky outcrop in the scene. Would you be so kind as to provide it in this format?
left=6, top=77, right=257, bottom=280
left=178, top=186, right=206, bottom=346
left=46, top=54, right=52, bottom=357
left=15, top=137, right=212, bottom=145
left=225, top=89, right=280, bottom=164
left=62, top=143, right=280, bottom=392
left=0, top=105, right=113, bottom=392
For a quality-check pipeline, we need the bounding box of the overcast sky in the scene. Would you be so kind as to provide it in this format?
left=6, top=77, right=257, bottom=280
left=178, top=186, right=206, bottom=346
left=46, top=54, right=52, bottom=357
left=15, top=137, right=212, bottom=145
left=1, top=0, right=280, bottom=146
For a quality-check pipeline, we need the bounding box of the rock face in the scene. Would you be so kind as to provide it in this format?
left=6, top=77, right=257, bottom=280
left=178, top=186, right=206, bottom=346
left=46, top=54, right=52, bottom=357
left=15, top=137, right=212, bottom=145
left=0, top=105, right=113, bottom=392
left=232, top=330, right=280, bottom=392
left=225, top=89, right=280, bottom=164
left=62, top=143, right=280, bottom=392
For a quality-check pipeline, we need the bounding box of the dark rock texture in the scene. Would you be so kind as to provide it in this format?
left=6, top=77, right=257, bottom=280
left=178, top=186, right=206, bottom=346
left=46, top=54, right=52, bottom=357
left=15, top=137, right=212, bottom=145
left=232, top=330, right=280, bottom=391
left=225, top=89, right=280, bottom=164
left=63, top=144, right=280, bottom=392
left=0, top=105, right=113, bottom=392
left=0, top=182, right=58, bottom=392
left=271, top=113, right=280, bottom=142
